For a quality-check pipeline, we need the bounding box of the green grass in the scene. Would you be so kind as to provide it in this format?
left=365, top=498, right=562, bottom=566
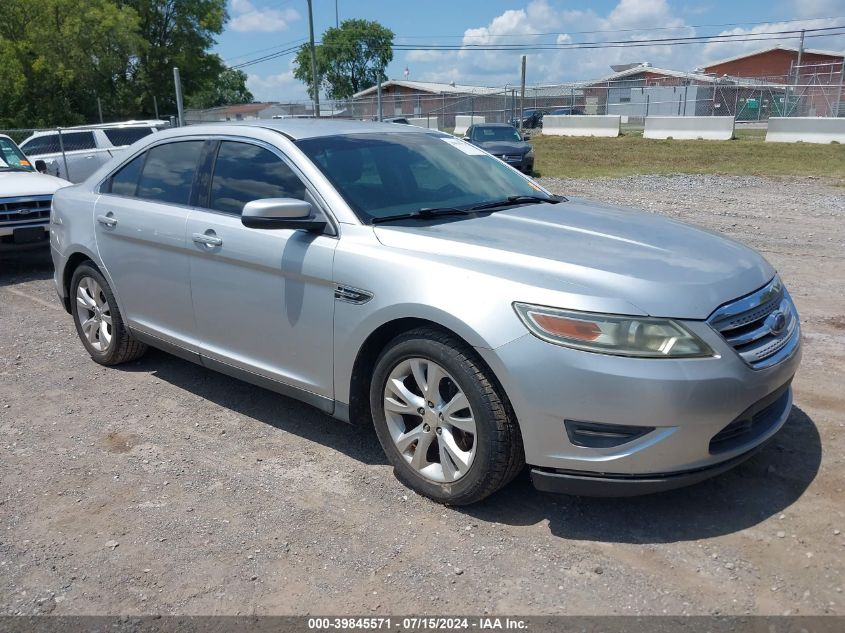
left=530, top=132, right=844, bottom=182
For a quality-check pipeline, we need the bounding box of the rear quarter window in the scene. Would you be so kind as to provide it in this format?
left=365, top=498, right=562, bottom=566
left=136, top=141, right=204, bottom=205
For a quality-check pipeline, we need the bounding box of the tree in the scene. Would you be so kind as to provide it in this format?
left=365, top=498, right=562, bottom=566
left=0, top=0, right=142, bottom=127
left=186, top=68, right=254, bottom=109
left=294, top=19, right=393, bottom=101
left=118, top=0, right=229, bottom=117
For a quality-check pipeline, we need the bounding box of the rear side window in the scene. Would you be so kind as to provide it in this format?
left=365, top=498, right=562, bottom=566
left=59, top=132, right=96, bottom=151
left=107, top=153, right=146, bottom=196
left=136, top=141, right=204, bottom=205
left=104, top=127, right=153, bottom=147
left=209, top=141, right=306, bottom=215
left=21, top=134, right=60, bottom=155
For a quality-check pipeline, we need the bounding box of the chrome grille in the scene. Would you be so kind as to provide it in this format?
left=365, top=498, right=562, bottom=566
left=708, top=276, right=799, bottom=369
left=0, top=195, right=52, bottom=227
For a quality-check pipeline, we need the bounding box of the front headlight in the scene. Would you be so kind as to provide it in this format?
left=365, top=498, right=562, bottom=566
left=513, top=303, right=713, bottom=358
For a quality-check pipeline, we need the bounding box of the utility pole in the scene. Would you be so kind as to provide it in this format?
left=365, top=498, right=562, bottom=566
left=307, top=0, right=320, bottom=117
left=335, top=0, right=339, bottom=27
left=97, top=98, right=104, bottom=124
left=519, top=55, right=526, bottom=132
left=173, top=67, right=185, bottom=127
left=153, top=96, right=159, bottom=120
left=377, top=80, right=382, bottom=121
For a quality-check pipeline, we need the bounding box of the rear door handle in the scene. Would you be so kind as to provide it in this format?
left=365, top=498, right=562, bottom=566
left=192, top=232, right=223, bottom=246
left=96, top=214, right=118, bottom=227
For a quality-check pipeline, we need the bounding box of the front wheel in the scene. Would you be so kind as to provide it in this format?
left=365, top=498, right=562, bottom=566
left=370, top=327, right=524, bottom=505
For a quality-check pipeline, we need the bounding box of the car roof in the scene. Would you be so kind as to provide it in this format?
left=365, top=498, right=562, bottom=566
left=155, top=119, right=444, bottom=141
left=471, top=123, right=516, bottom=128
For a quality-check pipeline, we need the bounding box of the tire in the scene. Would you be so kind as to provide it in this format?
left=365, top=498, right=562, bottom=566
left=70, top=263, right=147, bottom=365
left=370, top=327, right=524, bottom=505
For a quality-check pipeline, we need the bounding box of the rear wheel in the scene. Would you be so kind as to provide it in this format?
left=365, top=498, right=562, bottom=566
left=70, top=263, right=147, bottom=365
left=370, top=327, right=524, bottom=505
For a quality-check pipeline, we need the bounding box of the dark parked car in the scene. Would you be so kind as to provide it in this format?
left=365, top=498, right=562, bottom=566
left=464, top=123, right=533, bottom=173
left=541, top=107, right=586, bottom=126
left=510, top=109, right=547, bottom=129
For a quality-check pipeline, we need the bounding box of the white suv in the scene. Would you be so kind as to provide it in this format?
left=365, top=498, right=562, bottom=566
left=20, top=120, right=169, bottom=183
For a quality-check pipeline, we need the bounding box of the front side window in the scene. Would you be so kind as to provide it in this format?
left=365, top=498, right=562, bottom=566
left=296, top=133, right=549, bottom=222
left=21, top=134, right=60, bottom=156
left=208, top=141, right=306, bottom=215
left=104, top=127, right=153, bottom=147
left=136, top=141, right=204, bottom=205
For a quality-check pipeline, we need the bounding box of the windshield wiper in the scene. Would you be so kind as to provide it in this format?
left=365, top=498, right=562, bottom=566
left=370, top=207, right=470, bottom=224
left=469, top=195, right=563, bottom=212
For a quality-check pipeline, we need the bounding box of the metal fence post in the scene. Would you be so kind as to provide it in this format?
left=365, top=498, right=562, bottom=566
left=56, top=128, right=70, bottom=181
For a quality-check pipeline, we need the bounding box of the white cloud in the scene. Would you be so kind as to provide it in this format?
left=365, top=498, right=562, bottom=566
left=789, top=0, right=845, bottom=19
left=407, top=0, right=695, bottom=86
left=401, top=0, right=845, bottom=87
left=246, top=63, right=309, bottom=101
left=230, top=0, right=301, bottom=33
left=701, top=18, right=845, bottom=67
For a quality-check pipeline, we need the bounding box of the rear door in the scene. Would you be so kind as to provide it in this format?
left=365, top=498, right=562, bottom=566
left=185, top=138, right=338, bottom=398
left=94, top=140, right=205, bottom=347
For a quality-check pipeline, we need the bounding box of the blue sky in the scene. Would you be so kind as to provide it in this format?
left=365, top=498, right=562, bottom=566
left=216, top=0, right=845, bottom=102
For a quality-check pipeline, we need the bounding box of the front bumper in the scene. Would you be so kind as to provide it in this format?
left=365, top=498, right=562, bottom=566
left=475, top=318, right=801, bottom=492
left=0, top=224, right=50, bottom=252
left=530, top=440, right=767, bottom=497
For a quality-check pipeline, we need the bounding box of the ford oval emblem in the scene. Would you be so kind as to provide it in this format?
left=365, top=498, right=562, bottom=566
left=766, top=310, right=787, bottom=336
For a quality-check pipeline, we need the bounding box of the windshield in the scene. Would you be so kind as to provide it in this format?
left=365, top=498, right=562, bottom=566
left=296, top=132, right=549, bottom=222
left=0, top=137, right=33, bottom=171
left=471, top=126, right=522, bottom=143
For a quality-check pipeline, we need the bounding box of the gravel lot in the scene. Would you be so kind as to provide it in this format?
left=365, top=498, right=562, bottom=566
left=1, top=174, right=843, bottom=616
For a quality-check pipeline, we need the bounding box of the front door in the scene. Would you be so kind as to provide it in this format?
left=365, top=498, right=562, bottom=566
left=186, top=139, right=337, bottom=398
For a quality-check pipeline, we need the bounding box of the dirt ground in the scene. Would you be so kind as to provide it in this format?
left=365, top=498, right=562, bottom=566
left=1, top=174, right=843, bottom=616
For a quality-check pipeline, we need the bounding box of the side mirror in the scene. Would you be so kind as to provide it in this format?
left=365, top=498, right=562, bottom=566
left=522, top=134, right=530, bottom=141
left=34, top=159, right=47, bottom=174
left=241, top=198, right=326, bottom=232
left=462, top=136, right=470, bottom=141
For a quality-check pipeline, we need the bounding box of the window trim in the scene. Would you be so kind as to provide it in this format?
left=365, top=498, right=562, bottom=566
left=96, top=133, right=340, bottom=236
left=97, top=137, right=207, bottom=210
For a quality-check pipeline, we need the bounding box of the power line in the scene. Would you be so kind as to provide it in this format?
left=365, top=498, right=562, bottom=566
left=390, top=24, right=845, bottom=51
left=392, top=16, right=845, bottom=40
left=228, top=23, right=845, bottom=70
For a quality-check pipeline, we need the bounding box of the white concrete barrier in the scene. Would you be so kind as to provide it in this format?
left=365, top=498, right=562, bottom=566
left=766, top=117, right=845, bottom=144
left=408, top=117, right=439, bottom=130
left=453, top=115, right=485, bottom=136
left=541, top=115, right=620, bottom=138
left=644, top=116, right=735, bottom=140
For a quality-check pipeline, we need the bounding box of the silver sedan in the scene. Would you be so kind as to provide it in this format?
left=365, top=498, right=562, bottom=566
left=50, top=120, right=801, bottom=504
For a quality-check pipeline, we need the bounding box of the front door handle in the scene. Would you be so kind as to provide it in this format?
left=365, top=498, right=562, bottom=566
left=96, top=214, right=118, bottom=227
left=192, top=232, right=223, bottom=246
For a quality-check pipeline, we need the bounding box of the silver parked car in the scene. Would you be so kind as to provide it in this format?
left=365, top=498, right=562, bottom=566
left=50, top=121, right=801, bottom=504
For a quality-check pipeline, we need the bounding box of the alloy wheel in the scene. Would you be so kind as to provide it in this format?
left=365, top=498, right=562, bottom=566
left=76, top=276, right=113, bottom=352
left=382, top=357, right=477, bottom=483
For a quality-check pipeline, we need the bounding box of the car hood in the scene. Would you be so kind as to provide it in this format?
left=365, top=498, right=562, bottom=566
left=476, top=140, right=530, bottom=155
left=373, top=198, right=775, bottom=319
left=0, top=170, right=72, bottom=197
